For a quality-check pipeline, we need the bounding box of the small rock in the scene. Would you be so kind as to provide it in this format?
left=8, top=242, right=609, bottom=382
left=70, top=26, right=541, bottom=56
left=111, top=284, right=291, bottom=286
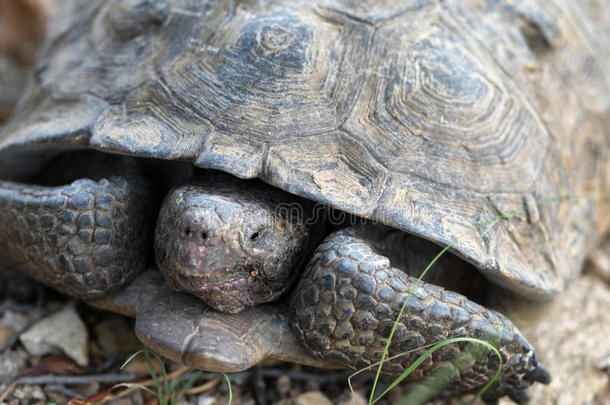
left=0, top=349, right=28, bottom=380
left=11, top=384, right=46, bottom=403
left=20, top=304, right=88, bottom=366
left=197, top=394, right=216, bottom=405
left=276, top=375, right=291, bottom=396
left=0, top=322, right=12, bottom=346
left=588, top=242, right=610, bottom=284
left=336, top=390, right=367, bottom=405
left=274, top=391, right=333, bottom=405
left=1, top=310, right=30, bottom=332
left=94, top=315, right=141, bottom=356
left=596, top=356, right=610, bottom=374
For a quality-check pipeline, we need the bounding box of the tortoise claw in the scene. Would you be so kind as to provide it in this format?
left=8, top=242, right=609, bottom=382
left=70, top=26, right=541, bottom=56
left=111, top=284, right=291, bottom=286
left=524, top=362, right=551, bottom=384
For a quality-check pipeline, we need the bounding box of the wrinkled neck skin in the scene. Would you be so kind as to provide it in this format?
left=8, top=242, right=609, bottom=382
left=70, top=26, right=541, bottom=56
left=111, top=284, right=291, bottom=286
left=155, top=174, right=325, bottom=313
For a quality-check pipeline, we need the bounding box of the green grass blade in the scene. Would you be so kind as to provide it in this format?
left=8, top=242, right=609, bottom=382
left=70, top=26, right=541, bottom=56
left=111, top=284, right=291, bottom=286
left=221, top=373, right=233, bottom=405
left=151, top=351, right=170, bottom=402
left=368, top=243, right=453, bottom=404
left=121, top=349, right=166, bottom=402
left=171, top=371, right=204, bottom=405
left=361, top=191, right=610, bottom=403
left=121, top=350, right=231, bottom=405
left=144, top=350, right=164, bottom=403
left=120, top=349, right=148, bottom=369
left=167, top=369, right=186, bottom=400
left=370, top=337, right=502, bottom=405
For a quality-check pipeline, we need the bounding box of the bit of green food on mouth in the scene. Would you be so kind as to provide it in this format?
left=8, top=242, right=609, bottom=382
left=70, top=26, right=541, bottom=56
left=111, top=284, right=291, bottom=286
left=213, top=269, right=253, bottom=283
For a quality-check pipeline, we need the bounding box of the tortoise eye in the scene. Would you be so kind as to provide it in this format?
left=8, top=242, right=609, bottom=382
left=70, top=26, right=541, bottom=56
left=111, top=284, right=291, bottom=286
left=250, top=231, right=260, bottom=241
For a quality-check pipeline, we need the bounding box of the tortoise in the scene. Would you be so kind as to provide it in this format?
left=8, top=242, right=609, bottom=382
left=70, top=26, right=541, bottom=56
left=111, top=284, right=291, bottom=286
left=0, top=0, right=608, bottom=403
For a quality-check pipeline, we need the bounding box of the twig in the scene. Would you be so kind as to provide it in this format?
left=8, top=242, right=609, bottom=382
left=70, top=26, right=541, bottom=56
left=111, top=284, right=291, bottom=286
left=0, top=373, right=140, bottom=403
left=0, top=304, right=32, bottom=314
left=255, top=368, right=365, bottom=384
left=44, top=384, right=86, bottom=399
left=183, top=375, right=221, bottom=395
left=17, top=373, right=141, bottom=385
left=92, top=359, right=120, bottom=374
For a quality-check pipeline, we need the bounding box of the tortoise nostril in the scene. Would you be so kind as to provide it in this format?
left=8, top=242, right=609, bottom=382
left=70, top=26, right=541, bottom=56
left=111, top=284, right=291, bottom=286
left=183, top=227, right=208, bottom=243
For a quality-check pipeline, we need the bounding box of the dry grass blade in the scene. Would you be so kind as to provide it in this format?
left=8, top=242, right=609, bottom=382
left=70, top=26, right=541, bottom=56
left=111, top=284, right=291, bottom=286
left=183, top=375, right=222, bottom=395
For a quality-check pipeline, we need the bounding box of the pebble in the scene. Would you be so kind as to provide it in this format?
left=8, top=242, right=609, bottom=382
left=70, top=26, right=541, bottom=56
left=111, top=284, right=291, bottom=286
left=197, top=395, right=217, bottom=405
left=10, top=384, right=46, bottom=403
left=0, top=349, right=28, bottom=380
left=274, top=391, right=333, bottom=405
left=94, top=315, right=141, bottom=356
left=1, top=310, right=30, bottom=332
left=336, top=390, right=367, bottom=405
left=588, top=244, right=610, bottom=283
left=276, top=374, right=291, bottom=396
left=596, top=355, right=610, bottom=374
left=0, top=322, right=12, bottom=346
left=19, top=304, right=88, bottom=366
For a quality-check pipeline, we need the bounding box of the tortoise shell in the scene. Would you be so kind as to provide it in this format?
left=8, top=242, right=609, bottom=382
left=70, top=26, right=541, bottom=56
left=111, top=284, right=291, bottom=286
left=1, top=0, right=608, bottom=301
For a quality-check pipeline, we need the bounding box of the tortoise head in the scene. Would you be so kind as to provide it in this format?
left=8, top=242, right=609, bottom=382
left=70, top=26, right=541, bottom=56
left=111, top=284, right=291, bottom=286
left=154, top=175, right=321, bottom=313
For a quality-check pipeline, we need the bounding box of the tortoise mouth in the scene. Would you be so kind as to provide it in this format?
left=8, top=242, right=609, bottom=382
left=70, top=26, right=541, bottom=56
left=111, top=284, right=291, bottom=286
left=170, top=262, right=262, bottom=290
left=165, top=261, right=265, bottom=303
left=165, top=263, right=265, bottom=313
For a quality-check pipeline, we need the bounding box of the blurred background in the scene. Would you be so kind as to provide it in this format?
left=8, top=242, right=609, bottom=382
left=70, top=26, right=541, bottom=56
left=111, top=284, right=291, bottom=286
left=0, top=0, right=57, bottom=121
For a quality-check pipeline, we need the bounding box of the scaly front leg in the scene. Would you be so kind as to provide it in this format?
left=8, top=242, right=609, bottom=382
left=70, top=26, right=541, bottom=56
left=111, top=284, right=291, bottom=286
left=291, top=224, right=550, bottom=403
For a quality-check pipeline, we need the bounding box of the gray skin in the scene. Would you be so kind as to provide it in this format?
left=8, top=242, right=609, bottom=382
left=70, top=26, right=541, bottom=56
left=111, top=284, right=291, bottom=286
left=154, top=173, right=550, bottom=403
left=0, top=155, right=549, bottom=403
left=155, top=175, right=325, bottom=313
